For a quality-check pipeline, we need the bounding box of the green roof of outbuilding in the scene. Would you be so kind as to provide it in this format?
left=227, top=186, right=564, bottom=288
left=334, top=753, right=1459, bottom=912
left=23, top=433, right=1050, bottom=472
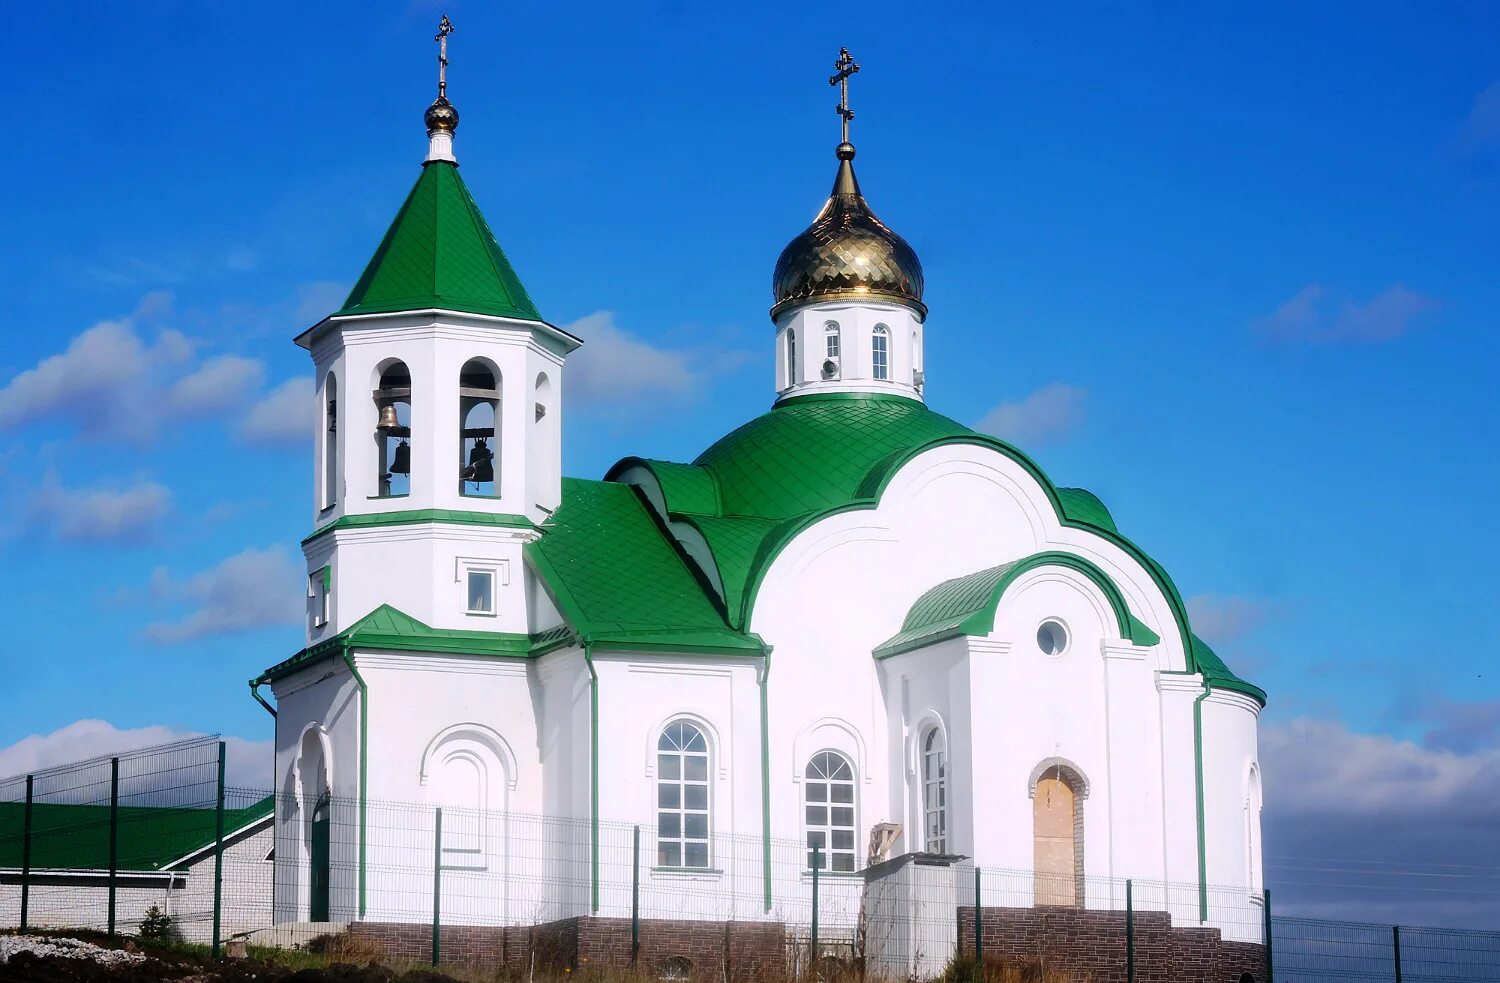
left=0, top=796, right=272, bottom=872
left=527, top=479, right=765, bottom=655
left=336, top=161, right=542, bottom=322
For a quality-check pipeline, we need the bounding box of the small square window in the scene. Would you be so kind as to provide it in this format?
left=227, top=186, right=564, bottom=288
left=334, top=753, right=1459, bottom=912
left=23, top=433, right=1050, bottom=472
left=467, top=570, right=494, bottom=615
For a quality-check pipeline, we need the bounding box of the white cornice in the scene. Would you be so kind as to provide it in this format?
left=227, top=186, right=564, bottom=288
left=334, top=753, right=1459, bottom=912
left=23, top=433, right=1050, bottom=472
left=1101, top=640, right=1151, bottom=661
left=1155, top=671, right=1206, bottom=695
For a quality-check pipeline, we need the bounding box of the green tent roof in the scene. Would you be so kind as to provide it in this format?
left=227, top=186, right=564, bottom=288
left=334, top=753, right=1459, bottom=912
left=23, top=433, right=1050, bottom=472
left=0, top=796, right=273, bottom=872
left=336, top=161, right=542, bottom=322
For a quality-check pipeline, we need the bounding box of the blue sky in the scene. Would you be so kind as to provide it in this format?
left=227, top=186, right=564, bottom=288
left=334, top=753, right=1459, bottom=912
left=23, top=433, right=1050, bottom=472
left=1, top=3, right=1497, bottom=925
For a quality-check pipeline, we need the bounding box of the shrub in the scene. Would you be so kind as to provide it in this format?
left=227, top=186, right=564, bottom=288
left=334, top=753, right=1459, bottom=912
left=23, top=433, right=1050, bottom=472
left=138, top=905, right=179, bottom=945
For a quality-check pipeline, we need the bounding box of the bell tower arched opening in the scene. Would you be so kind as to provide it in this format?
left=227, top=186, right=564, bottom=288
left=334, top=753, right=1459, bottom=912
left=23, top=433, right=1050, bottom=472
left=458, top=359, right=499, bottom=497
left=373, top=361, right=412, bottom=498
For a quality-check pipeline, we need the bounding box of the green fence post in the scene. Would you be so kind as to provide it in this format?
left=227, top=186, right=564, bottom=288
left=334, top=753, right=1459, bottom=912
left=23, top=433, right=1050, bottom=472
left=631, top=825, right=641, bottom=964
left=19, top=775, right=33, bottom=932
left=1393, top=925, right=1402, bottom=983
left=974, top=866, right=984, bottom=976
left=1125, top=879, right=1135, bottom=983
left=211, top=742, right=226, bottom=960
left=108, top=756, right=119, bottom=937
left=432, top=808, right=443, bottom=967
left=810, top=845, right=821, bottom=973
left=1263, top=888, right=1273, bottom=983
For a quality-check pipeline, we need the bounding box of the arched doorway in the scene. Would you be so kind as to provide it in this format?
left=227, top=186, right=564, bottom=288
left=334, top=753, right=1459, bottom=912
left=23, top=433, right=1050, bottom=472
left=1032, top=763, right=1086, bottom=907
left=309, top=791, right=331, bottom=921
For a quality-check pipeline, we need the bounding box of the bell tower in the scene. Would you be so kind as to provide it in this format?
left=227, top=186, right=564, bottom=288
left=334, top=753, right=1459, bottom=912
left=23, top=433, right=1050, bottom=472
left=294, top=18, right=581, bottom=644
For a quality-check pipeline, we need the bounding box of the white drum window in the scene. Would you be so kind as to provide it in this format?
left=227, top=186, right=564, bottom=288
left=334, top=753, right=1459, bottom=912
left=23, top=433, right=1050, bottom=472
left=922, top=727, right=947, bottom=853
left=657, top=721, right=710, bottom=868
left=872, top=325, right=890, bottom=380
left=804, top=751, right=856, bottom=872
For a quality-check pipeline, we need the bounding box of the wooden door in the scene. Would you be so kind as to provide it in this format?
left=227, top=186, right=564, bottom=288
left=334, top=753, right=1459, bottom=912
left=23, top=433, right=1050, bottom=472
left=1033, top=777, right=1077, bottom=906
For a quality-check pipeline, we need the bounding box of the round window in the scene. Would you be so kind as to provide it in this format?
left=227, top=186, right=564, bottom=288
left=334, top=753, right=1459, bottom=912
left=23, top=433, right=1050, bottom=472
left=1037, top=620, right=1069, bottom=657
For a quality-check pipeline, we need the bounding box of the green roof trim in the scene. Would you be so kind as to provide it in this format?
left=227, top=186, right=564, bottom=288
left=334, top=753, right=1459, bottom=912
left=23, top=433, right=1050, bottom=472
left=336, top=161, right=542, bottom=322
left=1191, top=634, right=1268, bottom=704
left=603, top=393, right=1261, bottom=704
left=303, top=509, right=534, bottom=545
left=0, top=796, right=272, bottom=873
left=526, top=479, right=766, bottom=656
left=1056, top=487, right=1118, bottom=534
left=258, top=603, right=548, bottom=683
left=874, top=551, right=1161, bottom=658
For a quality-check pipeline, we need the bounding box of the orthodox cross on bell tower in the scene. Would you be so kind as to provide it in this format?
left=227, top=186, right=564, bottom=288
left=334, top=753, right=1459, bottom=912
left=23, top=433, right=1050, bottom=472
left=435, top=15, right=455, bottom=100
left=829, top=47, right=860, bottom=149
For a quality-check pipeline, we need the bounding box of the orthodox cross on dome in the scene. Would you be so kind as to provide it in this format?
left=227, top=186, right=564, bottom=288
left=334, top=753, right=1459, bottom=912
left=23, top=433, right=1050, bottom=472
left=435, top=15, right=455, bottom=100
left=829, top=47, right=860, bottom=150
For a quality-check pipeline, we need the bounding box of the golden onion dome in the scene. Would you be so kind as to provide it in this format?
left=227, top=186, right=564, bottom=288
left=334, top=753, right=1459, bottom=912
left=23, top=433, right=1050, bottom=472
left=771, top=144, right=925, bottom=319
left=425, top=96, right=460, bottom=134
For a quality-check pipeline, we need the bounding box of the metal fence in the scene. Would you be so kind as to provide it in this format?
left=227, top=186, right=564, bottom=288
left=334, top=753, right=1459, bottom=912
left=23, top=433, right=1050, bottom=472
left=4, top=744, right=1500, bottom=980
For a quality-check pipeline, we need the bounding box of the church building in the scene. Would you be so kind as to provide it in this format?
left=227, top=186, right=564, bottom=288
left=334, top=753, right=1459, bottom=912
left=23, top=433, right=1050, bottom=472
left=252, top=29, right=1266, bottom=957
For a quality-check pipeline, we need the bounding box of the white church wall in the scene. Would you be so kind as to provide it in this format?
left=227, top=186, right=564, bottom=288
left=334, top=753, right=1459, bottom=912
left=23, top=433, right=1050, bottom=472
left=1154, top=672, right=1207, bottom=926
left=591, top=652, right=767, bottom=921
left=535, top=647, right=593, bottom=918
left=1199, top=688, right=1264, bottom=943
left=877, top=638, right=970, bottom=858
left=270, top=662, right=361, bottom=924
left=774, top=299, right=924, bottom=401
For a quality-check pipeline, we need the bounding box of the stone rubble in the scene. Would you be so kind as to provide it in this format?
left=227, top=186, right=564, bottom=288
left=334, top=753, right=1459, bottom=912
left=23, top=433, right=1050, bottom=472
left=0, top=934, right=148, bottom=965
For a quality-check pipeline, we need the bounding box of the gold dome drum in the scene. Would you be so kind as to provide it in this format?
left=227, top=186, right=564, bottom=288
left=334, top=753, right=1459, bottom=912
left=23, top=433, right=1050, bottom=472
left=770, top=158, right=925, bottom=319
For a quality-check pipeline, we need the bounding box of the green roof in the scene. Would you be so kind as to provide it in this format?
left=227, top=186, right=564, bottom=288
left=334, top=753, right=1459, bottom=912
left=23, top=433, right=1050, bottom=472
left=0, top=796, right=273, bottom=872
left=259, top=603, right=545, bottom=682
left=875, top=552, right=1161, bottom=658
left=336, top=161, right=542, bottom=322
left=603, top=392, right=1261, bottom=702
left=527, top=479, right=765, bottom=655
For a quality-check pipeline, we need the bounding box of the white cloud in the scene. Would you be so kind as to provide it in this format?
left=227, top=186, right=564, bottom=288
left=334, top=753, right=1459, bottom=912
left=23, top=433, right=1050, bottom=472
left=1254, top=284, right=1438, bottom=343
left=168, top=354, right=265, bottom=414
left=1261, top=717, right=1500, bottom=925
left=30, top=478, right=171, bottom=544
left=562, top=310, right=755, bottom=407
left=0, top=719, right=272, bottom=792
left=241, top=377, right=312, bottom=444
left=145, top=545, right=303, bottom=642
left=1185, top=593, right=1273, bottom=645
left=0, top=295, right=283, bottom=440
left=973, top=383, right=1087, bottom=446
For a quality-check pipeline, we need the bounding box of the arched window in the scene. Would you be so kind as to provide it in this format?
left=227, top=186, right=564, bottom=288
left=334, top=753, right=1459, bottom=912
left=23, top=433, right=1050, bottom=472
left=373, top=362, right=412, bottom=498
left=872, top=325, right=890, bottom=380
left=786, top=329, right=798, bottom=386
left=1033, top=762, right=1085, bottom=907
left=804, top=751, right=856, bottom=871
left=322, top=372, right=338, bottom=509
left=921, top=727, right=947, bottom=853
left=1246, top=765, right=1263, bottom=894
left=657, top=721, right=710, bottom=868
left=459, top=359, right=499, bottom=497
left=823, top=322, right=841, bottom=380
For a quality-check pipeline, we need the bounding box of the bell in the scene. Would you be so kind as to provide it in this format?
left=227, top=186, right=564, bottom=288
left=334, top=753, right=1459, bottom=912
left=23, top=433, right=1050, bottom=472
left=376, top=404, right=401, bottom=432
left=389, top=440, right=411, bottom=475
left=462, top=438, right=494, bottom=484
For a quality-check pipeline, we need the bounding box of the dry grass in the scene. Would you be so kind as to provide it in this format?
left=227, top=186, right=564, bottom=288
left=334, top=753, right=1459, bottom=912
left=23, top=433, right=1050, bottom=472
left=942, top=952, right=1087, bottom=983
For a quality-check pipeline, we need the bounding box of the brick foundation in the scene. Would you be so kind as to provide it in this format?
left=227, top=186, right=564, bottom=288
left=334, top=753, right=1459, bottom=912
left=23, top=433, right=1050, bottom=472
left=350, top=916, right=787, bottom=978
left=958, top=905, right=1266, bottom=983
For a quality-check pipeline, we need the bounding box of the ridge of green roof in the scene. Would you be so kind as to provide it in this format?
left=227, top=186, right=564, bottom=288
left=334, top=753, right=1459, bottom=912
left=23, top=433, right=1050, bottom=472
left=1056, top=487, right=1118, bottom=534
left=0, top=796, right=273, bottom=872
left=526, top=479, right=764, bottom=655
left=336, top=161, right=542, bottom=322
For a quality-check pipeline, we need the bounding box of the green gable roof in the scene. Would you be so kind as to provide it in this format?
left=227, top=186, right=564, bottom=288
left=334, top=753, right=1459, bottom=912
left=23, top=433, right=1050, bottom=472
left=0, top=796, right=273, bottom=872
left=527, top=479, right=764, bottom=655
left=875, top=552, right=1161, bottom=658
left=336, top=161, right=542, bottom=322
